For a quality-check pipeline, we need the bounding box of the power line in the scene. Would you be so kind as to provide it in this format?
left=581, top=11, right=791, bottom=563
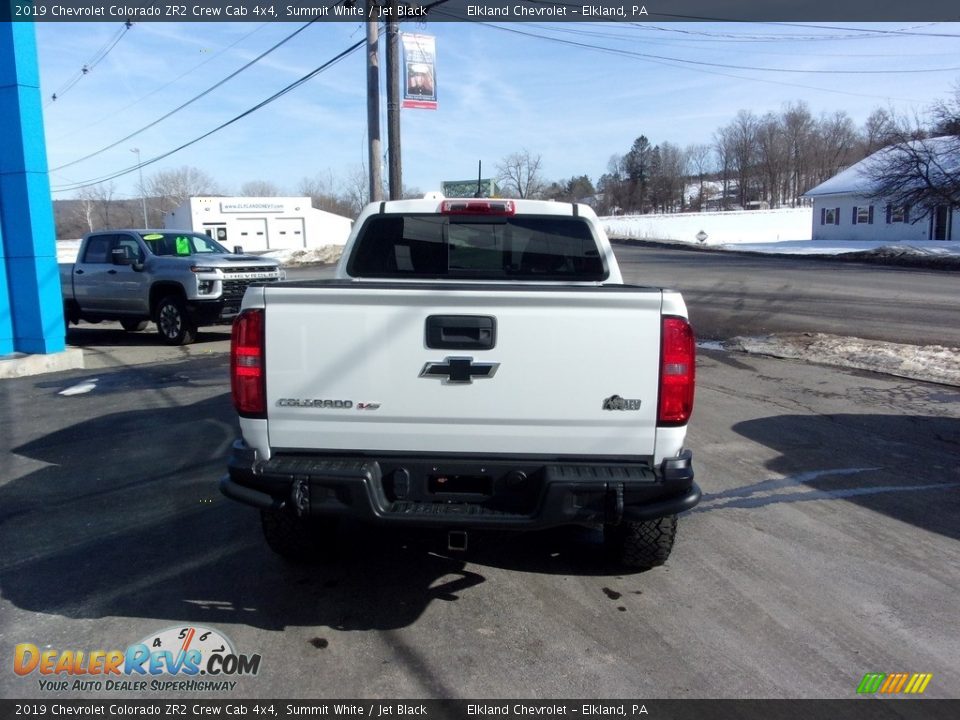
left=444, top=18, right=939, bottom=103
left=46, top=22, right=133, bottom=106
left=50, top=14, right=330, bottom=173
left=51, top=38, right=366, bottom=194
left=52, top=23, right=270, bottom=143
left=463, top=21, right=960, bottom=76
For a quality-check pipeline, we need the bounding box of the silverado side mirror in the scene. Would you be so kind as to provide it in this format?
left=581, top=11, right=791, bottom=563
left=233, top=245, right=244, bottom=254
left=111, top=248, right=134, bottom=266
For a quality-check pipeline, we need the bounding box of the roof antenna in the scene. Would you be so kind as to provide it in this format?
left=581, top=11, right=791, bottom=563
left=474, top=160, right=482, bottom=198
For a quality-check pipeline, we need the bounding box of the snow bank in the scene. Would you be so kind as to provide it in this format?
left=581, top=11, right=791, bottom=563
left=261, top=245, right=344, bottom=265
left=721, top=333, right=960, bottom=387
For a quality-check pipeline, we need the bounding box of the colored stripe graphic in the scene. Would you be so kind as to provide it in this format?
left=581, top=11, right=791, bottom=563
left=857, top=672, right=932, bottom=694
left=857, top=673, right=885, bottom=694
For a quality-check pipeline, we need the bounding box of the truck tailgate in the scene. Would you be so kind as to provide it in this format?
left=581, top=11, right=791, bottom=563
left=261, top=282, right=664, bottom=458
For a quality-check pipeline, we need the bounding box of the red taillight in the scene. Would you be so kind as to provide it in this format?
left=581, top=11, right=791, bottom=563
left=231, top=309, right=265, bottom=417
left=440, top=199, right=515, bottom=216
left=658, top=316, right=695, bottom=426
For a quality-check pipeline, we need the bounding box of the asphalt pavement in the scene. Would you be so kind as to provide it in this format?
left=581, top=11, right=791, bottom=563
left=1, top=253, right=958, bottom=700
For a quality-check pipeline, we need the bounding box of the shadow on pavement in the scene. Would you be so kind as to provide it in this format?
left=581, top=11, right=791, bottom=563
left=725, top=413, right=960, bottom=541
left=67, top=323, right=231, bottom=348
left=2, top=391, right=492, bottom=631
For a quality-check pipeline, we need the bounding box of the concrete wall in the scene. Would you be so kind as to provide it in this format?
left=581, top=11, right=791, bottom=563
left=601, top=208, right=813, bottom=246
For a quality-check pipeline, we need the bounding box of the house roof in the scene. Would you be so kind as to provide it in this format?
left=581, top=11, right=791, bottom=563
left=803, top=135, right=959, bottom=198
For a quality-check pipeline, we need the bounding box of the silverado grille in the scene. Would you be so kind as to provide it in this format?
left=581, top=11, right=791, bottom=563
left=221, top=268, right=281, bottom=303
left=222, top=276, right=280, bottom=302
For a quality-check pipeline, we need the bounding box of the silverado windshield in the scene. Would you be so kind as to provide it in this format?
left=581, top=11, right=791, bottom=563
left=141, top=232, right=230, bottom=257
left=347, top=215, right=607, bottom=280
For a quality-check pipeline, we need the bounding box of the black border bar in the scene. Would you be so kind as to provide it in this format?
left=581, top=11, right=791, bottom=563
left=2, top=1, right=960, bottom=23
left=2, top=700, right=960, bottom=720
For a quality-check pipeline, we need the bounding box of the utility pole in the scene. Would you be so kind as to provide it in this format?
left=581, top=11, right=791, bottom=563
left=385, top=1, right=402, bottom=200
left=366, top=2, right=383, bottom=203
left=130, top=147, right=148, bottom=228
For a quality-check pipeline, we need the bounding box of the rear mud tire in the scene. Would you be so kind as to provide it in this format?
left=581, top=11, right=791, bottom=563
left=605, top=515, right=677, bottom=570
left=260, top=510, right=339, bottom=563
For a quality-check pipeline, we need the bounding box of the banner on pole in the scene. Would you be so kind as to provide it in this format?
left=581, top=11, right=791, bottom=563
left=401, top=33, right=437, bottom=110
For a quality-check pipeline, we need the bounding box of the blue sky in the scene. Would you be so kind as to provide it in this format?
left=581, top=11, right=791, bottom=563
left=35, top=19, right=960, bottom=201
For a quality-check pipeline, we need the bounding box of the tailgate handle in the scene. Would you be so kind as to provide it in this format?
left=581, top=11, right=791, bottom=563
left=426, top=315, right=496, bottom=350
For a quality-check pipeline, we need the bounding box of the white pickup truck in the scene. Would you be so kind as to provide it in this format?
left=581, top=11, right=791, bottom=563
left=220, top=198, right=698, bottom=569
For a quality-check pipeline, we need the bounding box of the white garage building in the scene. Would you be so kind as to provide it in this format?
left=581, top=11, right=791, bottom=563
left=164, top=196, right=352, bottom=251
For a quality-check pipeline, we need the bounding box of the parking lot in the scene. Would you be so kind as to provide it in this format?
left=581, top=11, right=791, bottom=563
left=2, top=304, right=958, bottom=698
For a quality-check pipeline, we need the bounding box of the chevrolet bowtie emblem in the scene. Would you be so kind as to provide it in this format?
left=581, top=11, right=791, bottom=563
left=419, top=357, right=500, bottom=384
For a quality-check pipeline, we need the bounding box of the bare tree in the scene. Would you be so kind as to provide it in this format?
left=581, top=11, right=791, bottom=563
left=240, top=180, right=282, bottom=197
left=84, top=182, right=117, bottom=229
left=863, top=103, right=960, bottom=224
left=496, top=150, right=545, bottom=199
left=713, top=126, right=736, bottom=210
left=861, top=107, right=899, bottom=155
left=649, top=142, right=687, bottom=213
left=596, top=155, right=628, bottom=215
left=782, top=102, right=816, bottom=205
left=812, top=111, right=858, bottom=186
left=756, top=113, right=788, bottom=207
left=341, top=164, right=371, bottom=216
left=685, top=143, right=712, bottom=210
left=146, top=166, right=220, bottom=215
left=728, top=110, right=760, bottom=208
left=75, top=186, right=98, bottom=232
left=930, top=82, right=960, bottom=136
left=297, top=172, right=355, bottom=217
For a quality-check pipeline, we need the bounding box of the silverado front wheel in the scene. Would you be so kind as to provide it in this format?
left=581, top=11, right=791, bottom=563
left=260, top=509, right=338, bottom=562
left=605, top=515, right=677, bottom=570
left=155, top=295, right=197, bottom=346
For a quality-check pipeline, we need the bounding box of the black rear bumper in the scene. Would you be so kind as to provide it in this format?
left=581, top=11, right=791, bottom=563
left=221, top=441, right=699, bottom=528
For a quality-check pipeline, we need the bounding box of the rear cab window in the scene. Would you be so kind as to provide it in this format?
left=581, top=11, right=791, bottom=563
left=347, top=215, right=607, bottom=280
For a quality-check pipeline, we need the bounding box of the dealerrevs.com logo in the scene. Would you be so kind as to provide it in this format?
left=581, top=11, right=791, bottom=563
left=14, top=626, right=261, bottom=693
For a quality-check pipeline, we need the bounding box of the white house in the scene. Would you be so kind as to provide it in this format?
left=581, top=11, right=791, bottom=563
left=803, top=136, right=958, bottom=243
left=164, top=196, right=352, bottom=251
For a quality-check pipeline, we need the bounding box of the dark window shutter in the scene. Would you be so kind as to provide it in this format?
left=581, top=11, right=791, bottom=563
left=868, top=206, right=874, bottom=224
left=835, top=208, right=840, bottom=225
left=821, top=208, right=826, bottom=225
left=852, top=207, right=858, bottom=224
left=886, top=205, right=891, bottom=223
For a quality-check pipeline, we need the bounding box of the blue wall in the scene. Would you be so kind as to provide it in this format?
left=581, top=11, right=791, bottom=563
left=0, top=21, right=64, bottom=355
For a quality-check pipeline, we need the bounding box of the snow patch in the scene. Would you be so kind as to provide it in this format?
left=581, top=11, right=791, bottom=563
left=720, top=333, right=960, bottom=387
left=59, top=379, right=99, bottom=396
left=243, top=245, right=344, bottom=266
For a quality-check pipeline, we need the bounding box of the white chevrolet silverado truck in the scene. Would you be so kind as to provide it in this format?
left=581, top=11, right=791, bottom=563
left=220, top=198, right=699, bottom=569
